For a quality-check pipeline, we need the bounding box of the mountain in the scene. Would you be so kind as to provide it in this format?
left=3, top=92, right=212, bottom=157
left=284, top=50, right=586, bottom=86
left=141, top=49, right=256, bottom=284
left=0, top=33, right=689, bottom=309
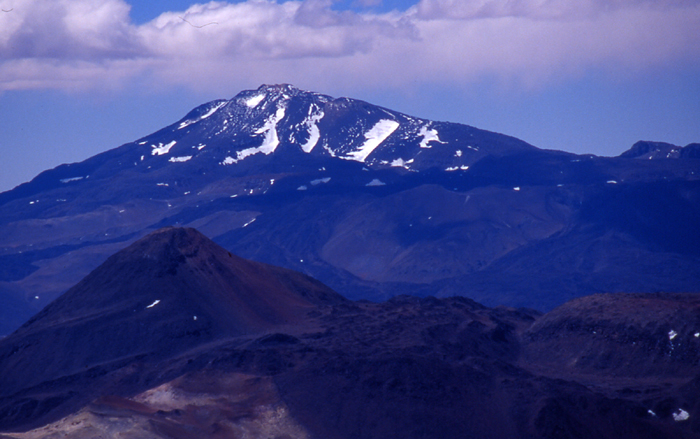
left=0, top=227, right=344, bottom=431
left=620, top=141, right=700, bottom=159
left=523, top=293, right=700, bottom=378
left=0, top=227, right=698, bottom=438
left=1, top=84, right=699, bottom=336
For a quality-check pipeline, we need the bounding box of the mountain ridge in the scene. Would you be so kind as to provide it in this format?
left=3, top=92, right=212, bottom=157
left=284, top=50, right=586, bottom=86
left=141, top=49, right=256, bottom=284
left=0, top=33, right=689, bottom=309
left=1, top=226, right=699, bottom=438
left=0, top=84, right=698, bottom=337
left=0, top=227, right=346, bottom=429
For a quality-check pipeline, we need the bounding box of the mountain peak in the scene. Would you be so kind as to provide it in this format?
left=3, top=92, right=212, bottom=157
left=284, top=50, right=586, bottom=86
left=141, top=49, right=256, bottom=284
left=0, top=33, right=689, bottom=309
left=256, top=83, right=297, bottom=92
left=134, top=226, right=209, bottom=261
left=250, top=83, right=302, bottom=96
left=620, top=141, right=679, bottom=159
left=232, top=83, right=312, bottom=109
left=0, top=226, right=344, bottom=398
left=127, top=84, right=534, bottom=173
left=618, top=140, right=700, bottom=159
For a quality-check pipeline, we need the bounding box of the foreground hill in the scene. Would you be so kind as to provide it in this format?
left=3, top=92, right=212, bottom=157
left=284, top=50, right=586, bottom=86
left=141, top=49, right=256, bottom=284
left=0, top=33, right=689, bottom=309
left=0, top=85, right=699, bottom=335
left=0, top=227, right=699, bottom=438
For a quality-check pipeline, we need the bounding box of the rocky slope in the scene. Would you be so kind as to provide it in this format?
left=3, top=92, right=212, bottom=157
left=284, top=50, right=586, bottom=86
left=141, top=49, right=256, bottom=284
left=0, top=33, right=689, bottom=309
left=0, top=227, right=699, bottom=438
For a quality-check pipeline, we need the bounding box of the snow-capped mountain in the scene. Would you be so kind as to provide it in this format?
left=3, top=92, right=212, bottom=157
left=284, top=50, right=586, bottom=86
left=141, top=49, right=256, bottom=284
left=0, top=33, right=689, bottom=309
left=0, top=84, right=699, bottom=337
left=0, top=84, right=536, bottom=213
left=133, top=83, right=532, bottom=173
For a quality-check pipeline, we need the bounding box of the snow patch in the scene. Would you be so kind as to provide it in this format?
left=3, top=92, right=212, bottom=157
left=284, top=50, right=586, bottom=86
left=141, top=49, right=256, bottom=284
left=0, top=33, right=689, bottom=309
left=669, top=330, right=678, bottom=340
left=445, top=165, right=469, bottom=171
left=222, top=106, right=286, bottom=164
left=513, top=187, right=521, bottom=191
left=169, top=156, right=192, bottom=163
left=366, top=179, right=386, bottom=187
left=419, top=126, right=445, bottom=149
left=297, top=185, right=308, bottom=191
left=242, top=218, right=256, bottom=227
left=196, top=143, right=206, bottom=150
left=245, top=94, right=265, bottom=108
left=391, top=158, right=414, bottom=168
left=455, top=150, right=463, bottom=157
left=607, top=180, right=618, bottom=184
left=673, top=409, right=690, bottom=421
left=152, top=141, right=177, bottom=156
left=301, top=107, right=324, bottom=153
left=344, top=119, right=400, bottom=162
left=322, top=143, right=337, bottom=157
left=201, top=101, right=227, bottom=118
left=157, top=183, right=169, bottom=187
left=178, top=102, right=226, bottom=129
left=310, top=177, right=331, bottom=186
left=146, top=299, right=161, bottom=309
left=60, top=176, right=84, bottom=183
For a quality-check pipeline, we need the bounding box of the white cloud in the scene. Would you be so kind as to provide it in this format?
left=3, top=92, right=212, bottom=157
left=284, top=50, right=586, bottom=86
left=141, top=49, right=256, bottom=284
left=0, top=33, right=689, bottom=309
left=414, top=0, right=700, bottom=20
left=0, top=0, right=698, bottom=93
left=0, top=0, right=139, bottom=59
left=137, top=0, right=414, bottom=59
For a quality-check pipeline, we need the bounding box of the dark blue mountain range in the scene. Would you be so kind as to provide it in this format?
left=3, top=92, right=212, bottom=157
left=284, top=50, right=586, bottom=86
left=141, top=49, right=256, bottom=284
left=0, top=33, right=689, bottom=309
left=1, top=227, right=698, bottom=438
left=1, top=84, right=699, bottom=336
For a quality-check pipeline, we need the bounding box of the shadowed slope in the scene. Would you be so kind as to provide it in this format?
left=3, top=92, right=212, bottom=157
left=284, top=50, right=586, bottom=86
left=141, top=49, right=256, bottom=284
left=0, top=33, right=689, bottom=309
left=2, top=252, right=700, bottom=437
left=522, top=293, right=700, bottom=379
left=17, top=226, right=344, bottom=333
left=0, top=227, right=345, bottom=408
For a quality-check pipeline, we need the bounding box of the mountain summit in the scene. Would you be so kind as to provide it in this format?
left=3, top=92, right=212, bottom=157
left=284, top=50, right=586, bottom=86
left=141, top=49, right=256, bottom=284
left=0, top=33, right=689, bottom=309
left=0, top=227, right=344, bottom=403
left=133, top=83, right=533, bottom=173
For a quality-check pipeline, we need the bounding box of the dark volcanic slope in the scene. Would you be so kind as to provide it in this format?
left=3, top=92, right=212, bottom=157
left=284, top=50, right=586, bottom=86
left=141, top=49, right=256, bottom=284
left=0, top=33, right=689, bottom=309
left=523, top=293, right=700, bottom=378
left=0, top=227, right=344, bottom=428
left=22, top=226, right=343, bottom=328
left=0, top=231, right=699, bottom=438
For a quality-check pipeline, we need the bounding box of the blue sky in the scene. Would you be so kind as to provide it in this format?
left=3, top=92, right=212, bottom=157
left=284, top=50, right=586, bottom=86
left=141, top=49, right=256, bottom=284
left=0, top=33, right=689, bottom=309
left=1, top=0, right=699, bottom=192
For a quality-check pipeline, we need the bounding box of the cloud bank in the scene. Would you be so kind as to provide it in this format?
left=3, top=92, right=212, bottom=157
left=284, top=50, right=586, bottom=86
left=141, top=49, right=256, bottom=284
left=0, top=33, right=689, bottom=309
left=1, top=0, right=699, bottom=93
